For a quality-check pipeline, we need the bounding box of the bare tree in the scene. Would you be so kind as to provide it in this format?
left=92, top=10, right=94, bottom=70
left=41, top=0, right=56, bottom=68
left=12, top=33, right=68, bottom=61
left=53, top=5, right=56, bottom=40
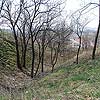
left=50, top=38, right=60, bottom=72
left=92, top=0, right=100, bottom=59
left=76, top=0, right=100, bottom=59
left=0, top=0, right=5, bottom=14
left=2, top=0, right=24, bottom=70
left=16, top=4, right=31, bottom=69
left=25, top=0, right=63, bottom=77
left=71, top=12, right=90, bottom=64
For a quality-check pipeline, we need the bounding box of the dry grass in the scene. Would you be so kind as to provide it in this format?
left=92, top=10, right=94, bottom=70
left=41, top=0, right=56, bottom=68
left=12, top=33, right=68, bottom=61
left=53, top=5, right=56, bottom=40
left=1, top=47, right=100, bottom=100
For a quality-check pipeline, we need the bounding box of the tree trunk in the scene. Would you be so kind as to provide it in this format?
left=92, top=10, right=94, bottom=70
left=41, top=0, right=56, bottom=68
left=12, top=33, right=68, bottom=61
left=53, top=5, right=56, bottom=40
left=13, top=31, right=22, bottom=70
left=23, top=44, right=27, bottom=68
left=92, top=0, right=100, bottom=59
left=35, top=40, right=41, bottom=76
left=92, top=22, right=100, bottom=59
left=22, top=33, right=27, bottom=68
left=41, top=31, right=46, bottom=73
left=31, top=35, right=35, bottom=78
left=76, top=36, right=81, bottom=64
left=41, top=43, right=45, bottom=73
left=51, top=42, right=59, bottom=72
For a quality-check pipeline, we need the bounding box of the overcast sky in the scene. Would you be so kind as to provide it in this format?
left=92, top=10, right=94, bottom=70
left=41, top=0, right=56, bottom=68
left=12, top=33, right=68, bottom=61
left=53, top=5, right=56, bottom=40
left=0, top=0, right=99, bottom=30
left=64, top=0, right=99, bottom=29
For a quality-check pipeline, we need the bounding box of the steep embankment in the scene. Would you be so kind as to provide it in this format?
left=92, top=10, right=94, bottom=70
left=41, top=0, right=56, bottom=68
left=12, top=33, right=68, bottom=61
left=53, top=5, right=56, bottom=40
left=32, top=58, right=100, bottom=100
left=1, top=57, right=100, bottom=100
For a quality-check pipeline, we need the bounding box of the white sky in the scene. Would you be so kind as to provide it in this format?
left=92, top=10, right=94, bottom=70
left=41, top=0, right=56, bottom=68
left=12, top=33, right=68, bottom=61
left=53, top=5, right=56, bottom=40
left=0, top=0, right=99, bottom=30
left=64, top=0, right=99, bottom=29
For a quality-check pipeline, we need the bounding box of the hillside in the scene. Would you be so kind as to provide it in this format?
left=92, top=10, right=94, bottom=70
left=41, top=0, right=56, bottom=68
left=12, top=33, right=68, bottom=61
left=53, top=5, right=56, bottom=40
left=0, top=0, right=99, bottom=99
left=1, top=57, right=100, bottom=100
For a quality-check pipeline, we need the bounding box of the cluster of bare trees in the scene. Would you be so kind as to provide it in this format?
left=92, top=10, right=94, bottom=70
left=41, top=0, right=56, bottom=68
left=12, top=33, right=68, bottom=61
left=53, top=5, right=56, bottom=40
left=0, top=0, right=100, bottom=78
left=0, top=0, right=70, bottom=78
left=69, top=0, right=100, bottom=64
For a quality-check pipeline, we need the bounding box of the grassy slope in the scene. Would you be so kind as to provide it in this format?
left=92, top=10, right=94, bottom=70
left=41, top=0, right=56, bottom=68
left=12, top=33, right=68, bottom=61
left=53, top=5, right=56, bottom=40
left=1, top=57, right=100, bottom=100
left=34, top=57, right=100, bottom=100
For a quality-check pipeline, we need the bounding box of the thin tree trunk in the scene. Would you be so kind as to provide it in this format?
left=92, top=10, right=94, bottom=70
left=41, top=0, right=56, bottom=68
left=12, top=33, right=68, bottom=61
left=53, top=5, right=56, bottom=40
left=92, top=23, right=100, bottom=59
left=13, top=31, right=22, bottom=70
left=76, top=37, right=81, bottom=64
left=41, top=43, right=45, bottom=73
left=35, top=40, right=41, bottom=76
left=31, top=35, right=35, bottom=78
left=51, top=42, right=59, bottom=72
left=22, top=33, right=27, bottom=68
left=23, top=44, right=27, bottom=68
left=41, top=31, right=46, bottom=73
left=92, top=0, right=100, bottom=59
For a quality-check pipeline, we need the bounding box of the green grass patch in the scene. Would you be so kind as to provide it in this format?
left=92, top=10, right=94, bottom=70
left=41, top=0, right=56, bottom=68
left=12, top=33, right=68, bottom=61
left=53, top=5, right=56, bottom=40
left=1, top=57, right=100, bottom=99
